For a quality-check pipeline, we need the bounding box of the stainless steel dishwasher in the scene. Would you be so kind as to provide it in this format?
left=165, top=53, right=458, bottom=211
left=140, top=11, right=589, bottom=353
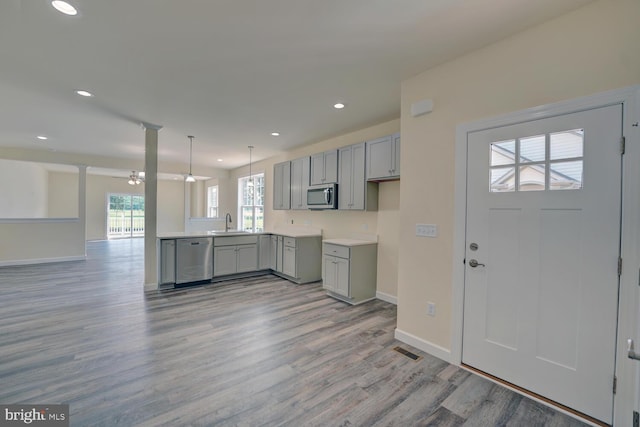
left=176, top=237, right=213, bottom=285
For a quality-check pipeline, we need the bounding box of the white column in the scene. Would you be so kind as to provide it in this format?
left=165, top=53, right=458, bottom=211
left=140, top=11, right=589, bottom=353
left=143, top=123, right=162, bottom=288
left=78, top=165, right=87, bottom=257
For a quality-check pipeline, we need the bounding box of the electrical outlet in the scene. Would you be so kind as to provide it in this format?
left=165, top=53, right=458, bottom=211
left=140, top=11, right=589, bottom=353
left=427, top=302, right=436, bottom=317
left=416, top=224, right=438, bottom=237
left=362, top=223, right=368, bottom=231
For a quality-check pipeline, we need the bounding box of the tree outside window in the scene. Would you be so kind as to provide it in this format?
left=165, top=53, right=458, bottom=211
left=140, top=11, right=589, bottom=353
left=238, top=173, right=264, bottom=232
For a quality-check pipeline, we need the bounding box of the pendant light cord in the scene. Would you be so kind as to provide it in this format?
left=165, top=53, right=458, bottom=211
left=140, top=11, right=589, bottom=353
left=188, top=136, right=194, bottom=175
left=249, top=146, right=254, bottom=228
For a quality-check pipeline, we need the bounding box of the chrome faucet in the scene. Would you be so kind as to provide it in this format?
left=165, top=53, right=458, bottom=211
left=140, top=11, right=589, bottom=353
left=225, top=213, right=232, bottom=232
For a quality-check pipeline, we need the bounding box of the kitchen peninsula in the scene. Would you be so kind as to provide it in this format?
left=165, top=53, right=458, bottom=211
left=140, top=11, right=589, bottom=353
left=157, top=227, right=322, bottom=288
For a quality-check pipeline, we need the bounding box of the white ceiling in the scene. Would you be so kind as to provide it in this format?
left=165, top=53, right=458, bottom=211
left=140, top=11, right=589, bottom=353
left=0, top=0, right=593, bottom=170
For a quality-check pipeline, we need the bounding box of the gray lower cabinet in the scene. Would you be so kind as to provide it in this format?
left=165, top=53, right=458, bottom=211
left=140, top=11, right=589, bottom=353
left=270, top=235, right=278, bottom=270
left=213, top=235, right=258, bottom=277
left=159, top=239, right=176, bottom=285
left=275, top=235, right=284, bottom=273
left=258, top=234, right=272, bottom=270
left=273, top=235, right=321, bottom=284
left=159, top=233, right=322, bottom=287
left=323, top=254, right=349, bottom=296
left=322, top=242, right=377, bottom=304
left=282, top=238, right=296, bottom=277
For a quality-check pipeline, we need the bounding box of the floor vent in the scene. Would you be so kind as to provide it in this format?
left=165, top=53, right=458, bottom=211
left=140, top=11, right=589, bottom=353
left=393, top=346, right=422, bottom=361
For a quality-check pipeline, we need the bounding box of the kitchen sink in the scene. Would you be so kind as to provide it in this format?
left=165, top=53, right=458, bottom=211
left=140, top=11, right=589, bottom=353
left=207, top=230, right=250, bottom=235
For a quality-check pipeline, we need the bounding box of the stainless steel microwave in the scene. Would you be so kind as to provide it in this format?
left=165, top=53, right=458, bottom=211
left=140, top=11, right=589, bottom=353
left=307, top=184, right=337, bottom=209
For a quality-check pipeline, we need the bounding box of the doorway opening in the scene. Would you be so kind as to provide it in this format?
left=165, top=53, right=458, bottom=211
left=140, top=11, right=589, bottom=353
left=107, top=193, right=145, bottom=239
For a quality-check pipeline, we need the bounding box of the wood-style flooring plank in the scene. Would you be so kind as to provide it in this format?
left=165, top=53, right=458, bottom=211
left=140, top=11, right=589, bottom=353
left=0, top=239, right=589, bottom=426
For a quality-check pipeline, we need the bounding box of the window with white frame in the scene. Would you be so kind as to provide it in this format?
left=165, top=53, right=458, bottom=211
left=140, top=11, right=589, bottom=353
left=238, top=173, right=264, bottom=232
left=207, top=185, right=219, bottom=218
left=490, top=128, right=584, bottom=192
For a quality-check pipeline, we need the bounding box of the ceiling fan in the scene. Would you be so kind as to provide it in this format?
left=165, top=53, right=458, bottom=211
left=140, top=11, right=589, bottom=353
left=127, top=171, right=145, bottom=185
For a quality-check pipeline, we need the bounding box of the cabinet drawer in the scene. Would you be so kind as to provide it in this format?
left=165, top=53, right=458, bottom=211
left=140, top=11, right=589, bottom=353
left=283, top=237, right=296, bottom=247
left=323, top=243, right=350, bottom=259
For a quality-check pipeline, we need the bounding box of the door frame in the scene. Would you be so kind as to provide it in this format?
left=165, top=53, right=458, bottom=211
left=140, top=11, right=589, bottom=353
left=452, top=85, right=640, bottom=425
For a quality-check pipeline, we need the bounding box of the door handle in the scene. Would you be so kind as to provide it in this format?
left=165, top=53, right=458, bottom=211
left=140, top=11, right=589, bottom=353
left=468, top=259, right=485, bottom=268
left=627, top=339, right=640, bottom=361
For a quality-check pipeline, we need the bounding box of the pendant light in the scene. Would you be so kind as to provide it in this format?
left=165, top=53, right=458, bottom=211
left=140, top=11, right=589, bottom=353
left=185, top=135, right=196, bottom=183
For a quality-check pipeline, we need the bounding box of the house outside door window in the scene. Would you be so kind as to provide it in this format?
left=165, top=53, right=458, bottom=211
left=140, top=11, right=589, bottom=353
left=107, top=193, right=145, bottom=238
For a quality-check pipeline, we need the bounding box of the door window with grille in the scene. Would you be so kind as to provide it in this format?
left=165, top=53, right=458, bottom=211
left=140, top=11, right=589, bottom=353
left=107, top=194, right=145, bottom=238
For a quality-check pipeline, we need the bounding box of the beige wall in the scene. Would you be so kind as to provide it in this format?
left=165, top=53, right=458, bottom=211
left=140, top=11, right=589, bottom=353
left=0, top=221, right=85, bottom=263
left=397, top=0, right=640, bottom=349
left=229, top=119, right=401, bottom=297
left=48, top=171, right=79, bottom=217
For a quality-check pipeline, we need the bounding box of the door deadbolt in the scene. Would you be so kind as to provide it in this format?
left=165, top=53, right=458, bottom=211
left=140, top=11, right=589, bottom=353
left=469, top=243, right=478, bottom=251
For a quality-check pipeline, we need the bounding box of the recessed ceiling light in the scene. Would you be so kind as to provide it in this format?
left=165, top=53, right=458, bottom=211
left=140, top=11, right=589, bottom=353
left=334, top=103, right=345, bottom=109
left=76, top=90, right=93, bottom=97
left=36, top=135, right=48, bottom=140
left=217, top=159, right=223, bottom=162
left=51, top=1, right=78, bottom=16
left=271, top=132, right=280, bottom=137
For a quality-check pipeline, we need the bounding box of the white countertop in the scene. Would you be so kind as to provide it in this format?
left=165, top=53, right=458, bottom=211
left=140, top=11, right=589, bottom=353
left=323, top=238, right=377, bottom=247
left=157, top=231, right=257, bottom=239
left=157, top=228, right=322, bottom=239
left=265, top=226, right=322, bottom=238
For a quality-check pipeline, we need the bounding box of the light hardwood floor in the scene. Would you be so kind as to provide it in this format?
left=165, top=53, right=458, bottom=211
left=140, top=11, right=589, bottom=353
left=0, top=239, right=588, bottom=426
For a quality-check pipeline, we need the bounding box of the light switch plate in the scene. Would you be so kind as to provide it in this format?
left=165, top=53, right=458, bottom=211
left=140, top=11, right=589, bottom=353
left=427, top=302, right=436, bottom=316
left=416, top=224, right=437, bottom=237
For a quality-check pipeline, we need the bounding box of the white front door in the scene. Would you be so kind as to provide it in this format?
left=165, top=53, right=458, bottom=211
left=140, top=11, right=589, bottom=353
left=462, top=104, right=623, bottom=424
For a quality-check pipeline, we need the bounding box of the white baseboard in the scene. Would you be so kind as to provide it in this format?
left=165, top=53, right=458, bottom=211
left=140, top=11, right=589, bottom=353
left=0, top=255, right=86, bottom=267
left=394, top=328, right=451, bottom=363
left=376, top=291, right=397, bottom=305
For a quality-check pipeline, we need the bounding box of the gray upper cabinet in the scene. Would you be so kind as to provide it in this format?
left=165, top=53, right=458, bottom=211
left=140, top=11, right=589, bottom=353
left=338, top=142, right=378, bottom=211
left=273, top=161, right=291, bottom=210
left=366, top=132, right=400, bottom=181
left=290, top=156, right=310, bottom=210
left=310, top=150, right=338, bottom=185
